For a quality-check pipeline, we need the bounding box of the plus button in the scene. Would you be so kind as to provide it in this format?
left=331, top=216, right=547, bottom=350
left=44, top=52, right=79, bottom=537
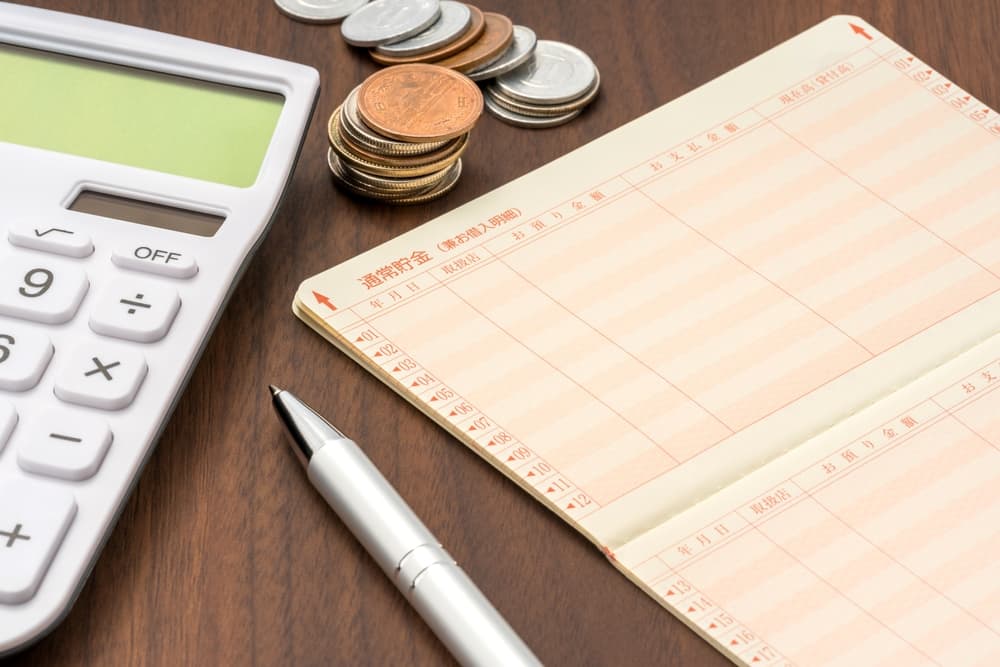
left=1, top=523, right=31, bottom=548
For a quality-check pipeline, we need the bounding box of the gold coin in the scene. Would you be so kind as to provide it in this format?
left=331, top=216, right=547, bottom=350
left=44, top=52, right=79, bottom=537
left=430, top=12, right=513, bottom=73
left=330, top=111, right=467, bottom=177
left=357, top=64, right=483, bottom=143
left=369, top=5, right=486, bottom=65
left=329, top=151, right=462, bottom=204
left=339, top=156, right=455, bottom=193
left=339, top=121, right=470, bottom=168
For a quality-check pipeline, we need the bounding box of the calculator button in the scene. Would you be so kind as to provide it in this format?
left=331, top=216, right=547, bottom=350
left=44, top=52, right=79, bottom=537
left=0, top=256, right=89, bottom=325
left=0, top=402, right=15, bottom=453
left=0, top=324, right=54, bottom=391
left=18, top=412, right=112, bottom=481
left=112, top=245, right=198, bottom=279
left=0, top=478, right=77, bottom=604
left=89, top=280, right=180, bottom=343
left=53, top=344, right=147, bottom=411
left=8, top=224, right=94, bottom=258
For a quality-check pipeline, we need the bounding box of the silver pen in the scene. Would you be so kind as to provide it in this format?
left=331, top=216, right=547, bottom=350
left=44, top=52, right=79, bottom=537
left=269, top=386, right=543, bottom=667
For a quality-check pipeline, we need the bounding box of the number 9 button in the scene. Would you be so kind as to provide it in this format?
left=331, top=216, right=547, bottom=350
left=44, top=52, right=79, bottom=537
left=0, top=255, right=89, bottom=324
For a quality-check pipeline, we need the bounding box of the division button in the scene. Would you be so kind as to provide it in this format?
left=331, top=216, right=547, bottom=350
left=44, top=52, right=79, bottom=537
left=18, top=411, right=113, bottom=481
left=89, top=279, right=180, bottom=343
left=112, top=245, right=198, bottom=279
left=0, top=477, right=77, bottom=604
left=54, top=344, right=147, bottom=411
left=8, top=224, right=94, bottom=258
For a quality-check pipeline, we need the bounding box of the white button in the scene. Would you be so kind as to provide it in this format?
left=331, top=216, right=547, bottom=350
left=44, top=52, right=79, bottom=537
left=0, top=477, right=77, bottom=604
left=0, top=402, right=16, bottom=453
left=18, top=411, right=112, bottom=481
left=112, top=245, right=198, bottom=279
left=8, top=224, right=94, bottom=258
left=0, top=323, right=54, bottom=391
left=89, top=279, right=180, bottom=343
left=0, top=255, right=89, bottom=325
left=54, top=343, right=147, bottom=411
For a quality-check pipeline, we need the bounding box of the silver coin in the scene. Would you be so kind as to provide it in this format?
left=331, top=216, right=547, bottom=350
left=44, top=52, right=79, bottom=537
left=466, top=25, right=537, bottom=82
left=495, top=40, right=597, bottom=104
left=487, top=69, right=600, bottom=116
left=274, top=0, right=368, bottom=23
left=341, top=0, right=441, bottom=47
left=484, top=94, right=581, bottom=128
left=374, top=1, right=471, bottom=56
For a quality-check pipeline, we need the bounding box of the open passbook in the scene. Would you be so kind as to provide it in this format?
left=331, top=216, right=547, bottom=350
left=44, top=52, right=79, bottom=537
left=296, top=16, right=1000, bottom=665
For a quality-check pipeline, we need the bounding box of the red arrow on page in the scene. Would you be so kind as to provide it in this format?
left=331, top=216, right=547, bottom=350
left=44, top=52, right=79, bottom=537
left=312, top=291, right=337, bottom=312
left=849, top=23, right=873, bottom=40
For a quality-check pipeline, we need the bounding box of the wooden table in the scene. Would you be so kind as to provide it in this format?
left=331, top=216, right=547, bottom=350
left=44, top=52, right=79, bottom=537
left=6, top=1, right=998, bottom=664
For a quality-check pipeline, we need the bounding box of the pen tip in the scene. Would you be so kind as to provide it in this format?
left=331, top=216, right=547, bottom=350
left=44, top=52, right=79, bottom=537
left=269, top=384, right=282, bottom=397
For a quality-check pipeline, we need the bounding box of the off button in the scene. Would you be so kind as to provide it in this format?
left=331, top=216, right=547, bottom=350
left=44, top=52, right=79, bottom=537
left=112, top=245, right=198, bottom=279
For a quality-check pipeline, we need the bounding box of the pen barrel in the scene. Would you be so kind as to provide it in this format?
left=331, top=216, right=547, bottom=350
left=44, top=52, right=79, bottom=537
left=407, top=561, right=543, bottom=667
left=306, top=440, right=541, bottom=667
left=308, top=439, right=439, bottom=574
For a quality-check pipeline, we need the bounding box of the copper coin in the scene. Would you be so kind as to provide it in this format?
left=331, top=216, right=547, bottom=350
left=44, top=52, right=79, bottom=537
left=369, top=5, right=485, bottom=65
left=357, top=63, right=483, bottom=142
left=431, top=12, right=513, bottom=73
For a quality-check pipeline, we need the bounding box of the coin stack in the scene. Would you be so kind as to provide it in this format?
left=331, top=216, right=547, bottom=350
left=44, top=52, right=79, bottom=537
left=276, top=0, right=600, bottom=129
left=326, top=64, right=484, bottom=204
left=484, top=41, right=601, bottom=128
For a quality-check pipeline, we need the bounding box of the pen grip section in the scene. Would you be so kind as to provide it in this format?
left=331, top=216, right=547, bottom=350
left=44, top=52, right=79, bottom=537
left=396, top=543, right=454, bottom=589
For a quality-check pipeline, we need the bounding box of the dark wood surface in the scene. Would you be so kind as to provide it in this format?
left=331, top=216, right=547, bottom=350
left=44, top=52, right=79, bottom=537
left=5, top=1, right=998, bottom=665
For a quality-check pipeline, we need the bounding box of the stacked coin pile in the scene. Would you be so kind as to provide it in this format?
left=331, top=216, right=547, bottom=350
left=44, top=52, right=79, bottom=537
left=484, top=41, right=601, bottom=128
left=326, top=64, right=484, bottom=203
left=276, top=0, right=600, bottom=129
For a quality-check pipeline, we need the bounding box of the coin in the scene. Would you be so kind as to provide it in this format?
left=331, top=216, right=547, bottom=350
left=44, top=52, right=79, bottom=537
left=329, top=150, right=463, bottom=203
left=487, top=69, right=601, bottom=116
left=274, top=0, right=368, bottom=22
left=483, top=93, right=581, bottom=128
left=495, top=40, right=597, bottom=104
left=431, top=12, right=514, bottom=73
left=339, top=88, right=451, bottom=155
left=357, top=64, right=483, bottom=142
left=369, top=5, right=484, bottom=65
left=330, top=108, right=469, bottom=176
left=466, top=25, right=536, bottom=81
left=341, top=0, right=441, bottom=47
left=374, top=1, right=470, bottom=56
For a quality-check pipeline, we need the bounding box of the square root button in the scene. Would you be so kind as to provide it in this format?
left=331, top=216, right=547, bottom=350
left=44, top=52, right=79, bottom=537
left=54, top=344, right=147, bottom=411
left=112, top=245, right=197, bottom=279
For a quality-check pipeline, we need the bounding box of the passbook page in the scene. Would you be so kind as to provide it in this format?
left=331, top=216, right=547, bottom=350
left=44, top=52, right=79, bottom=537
left=298, top=14, right=1000, bottom=550
left=615, top=334, right=1000, bottom=666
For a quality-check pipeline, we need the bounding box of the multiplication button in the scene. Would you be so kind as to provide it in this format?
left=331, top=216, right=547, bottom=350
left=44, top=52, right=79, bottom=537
left=0, top=478, right=77, bottom=604
left=112, top=245, right=197, bottom=279
left=89, top=279, right=180, bottom=343
left=54, top=343, right=147, bottom=410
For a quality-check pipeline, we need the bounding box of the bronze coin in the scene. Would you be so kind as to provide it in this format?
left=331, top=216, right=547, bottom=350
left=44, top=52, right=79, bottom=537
left=369, top=5, right=485, bottom=66
left=431, top=12, right=513, bottom=73
left=357, top=63, right=483, bottom=143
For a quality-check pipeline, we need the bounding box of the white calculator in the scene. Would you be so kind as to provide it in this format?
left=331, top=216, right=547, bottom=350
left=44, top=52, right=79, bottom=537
left=0, top=3, right=318, bottom=654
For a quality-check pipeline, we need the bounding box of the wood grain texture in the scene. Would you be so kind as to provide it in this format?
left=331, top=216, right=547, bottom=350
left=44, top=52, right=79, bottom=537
left=4, top=1, right=998, bottom=665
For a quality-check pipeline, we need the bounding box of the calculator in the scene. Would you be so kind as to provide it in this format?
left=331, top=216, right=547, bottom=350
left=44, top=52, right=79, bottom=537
left=0, top=3, right=318, bottom=654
